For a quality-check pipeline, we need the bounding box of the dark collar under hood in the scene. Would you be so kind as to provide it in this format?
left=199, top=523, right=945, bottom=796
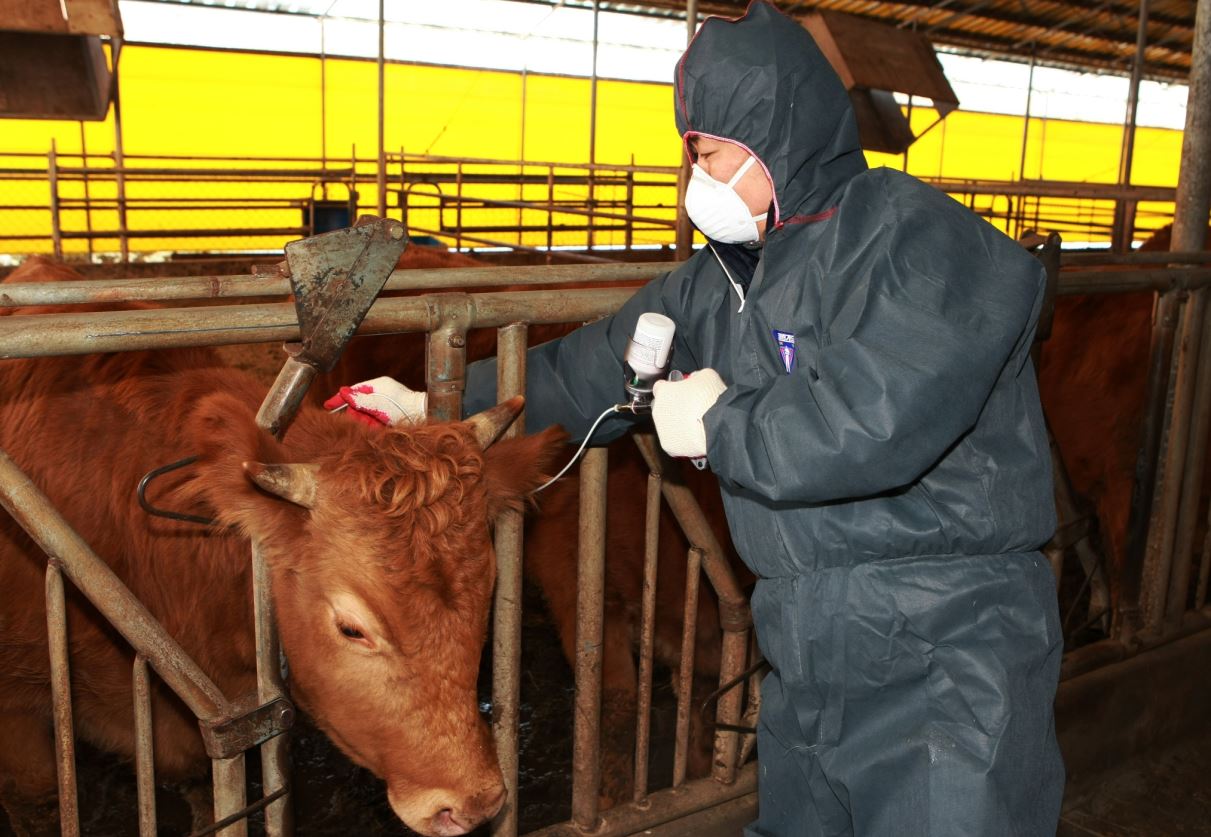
left=674, top=0, right=867, bottom=227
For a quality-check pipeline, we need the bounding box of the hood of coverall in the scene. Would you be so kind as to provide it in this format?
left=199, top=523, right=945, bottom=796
left=674, top=0, right=868, bottom=226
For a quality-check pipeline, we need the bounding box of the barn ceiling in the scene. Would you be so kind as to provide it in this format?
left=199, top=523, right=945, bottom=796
left=600, top=0, right=1196, bottom=82
left=148, top=0, right=1198, bottom=83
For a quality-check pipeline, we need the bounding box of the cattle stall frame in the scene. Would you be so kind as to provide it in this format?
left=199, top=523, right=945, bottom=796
left=3, top=254, right=1211, bottom=834
left=0, top=264, right=757, bottom=836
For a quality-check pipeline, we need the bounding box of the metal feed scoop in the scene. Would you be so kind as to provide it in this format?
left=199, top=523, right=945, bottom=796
left=255, top=215, right=409, bottom=439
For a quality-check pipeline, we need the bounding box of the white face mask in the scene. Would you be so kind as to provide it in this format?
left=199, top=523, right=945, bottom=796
left=683, top=154, right=769, bottom=244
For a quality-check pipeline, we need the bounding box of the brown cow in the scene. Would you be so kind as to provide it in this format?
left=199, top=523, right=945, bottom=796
left=327, top=246, right=746, bottom=804
left=1037, top=224, right=1203, bottom=610
left=0, top=257, right=566, bottom=836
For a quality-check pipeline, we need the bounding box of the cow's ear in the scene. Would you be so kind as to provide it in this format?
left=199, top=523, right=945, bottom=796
left=181, top=390, right=306, bottom=534
left=481, top=425, right=569, bottom=516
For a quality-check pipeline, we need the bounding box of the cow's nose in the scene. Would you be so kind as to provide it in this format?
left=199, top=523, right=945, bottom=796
left=430, top=786, right=507, bottom=836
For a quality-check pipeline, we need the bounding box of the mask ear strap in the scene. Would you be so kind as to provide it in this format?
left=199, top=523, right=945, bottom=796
left=726, top=155, right=758, bottom=188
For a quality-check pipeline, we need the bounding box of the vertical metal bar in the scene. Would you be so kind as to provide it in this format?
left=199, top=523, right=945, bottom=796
left=78, top=122, right=93, bottom=260
left=252, top=539, right=292, bottom=837
left=519, top=70, right=527, bottom=241
left=1121, top=291, right=1183, bottom=633
left=425, top=303, right=470, bottom=423
left=1137, top=0, right=1211, bottom=633
left=491, top=324, right=527, bottom=837
left=589, top=0, right=600, bottom=169
left=376, top=0, right=387, bottom=219
left=49, top=141, right=63, bottom=260
left=212, top=754, right=248, bottom=837
left=625, top=158, right=635, bottom=251
left=45, top=562, right=80, bottom=837
left=1167, top=295, right=1211, bottom=625
left=320, top=18, right=327, bottom=171
left=1114, top=0, right=1150, bottom=252
left=712, top=628, right=747, bottom=784
left=456, top=163, right=464, bottom=253
left=133, top=655, right=157, bottom=837
left=546, top=166, right=555, bottom=261
left=673, top=547, right=702, bottom=789
left=633, top=472, right=661, bottom=802
left=571, top=446, right=608, bottom=832
left=113, top=82, right=129, bottom=263
left=1141, top=291, right=1202, bottom=631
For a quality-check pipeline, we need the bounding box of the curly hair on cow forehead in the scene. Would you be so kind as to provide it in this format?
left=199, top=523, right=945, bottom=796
left=333, top=424, right=487, bottom=533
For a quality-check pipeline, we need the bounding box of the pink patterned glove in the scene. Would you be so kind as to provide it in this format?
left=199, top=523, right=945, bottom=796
left=323, top=376, right=427, bottom=427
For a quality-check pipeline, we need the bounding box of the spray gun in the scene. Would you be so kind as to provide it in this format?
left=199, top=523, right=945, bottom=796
left=535, top=312, right=704, bottom=493
left=620, top=312, right=677, bottom=413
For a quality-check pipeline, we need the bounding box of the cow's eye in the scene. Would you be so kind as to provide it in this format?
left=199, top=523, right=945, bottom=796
left=338, top=623, right=365, bottom=640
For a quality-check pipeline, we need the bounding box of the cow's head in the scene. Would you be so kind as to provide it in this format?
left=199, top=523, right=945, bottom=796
left=190, top=394, right=565, bottom=836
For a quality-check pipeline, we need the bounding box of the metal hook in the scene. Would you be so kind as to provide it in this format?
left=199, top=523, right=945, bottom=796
left=698, top=657, right=770, bottom=734
left=136, top=455, right=217, bottom=526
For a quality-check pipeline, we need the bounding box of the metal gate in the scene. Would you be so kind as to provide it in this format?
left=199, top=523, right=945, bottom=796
left=2, top=240, right=1211, bottom=835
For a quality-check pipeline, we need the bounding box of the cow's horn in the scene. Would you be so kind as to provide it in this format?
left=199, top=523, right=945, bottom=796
left=463, top=395, right=525, bottom=450
left=244, top=461, right=321, bottom=509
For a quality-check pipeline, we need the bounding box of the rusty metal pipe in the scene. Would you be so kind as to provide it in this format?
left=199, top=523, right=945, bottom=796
left=1141, top=290, right=1206, bottom=630
left=633, top=472, right=661, bottom=802
left=1060, top=605, right=1211, bottom=681
left=133, top=655, right=157, bottom=837
left=0, top=449, right=231, bottom=723
left=491, top=324, right=527, bottom=837
left=1058, top=268, right=1211, bottom=295
left=527, top=763, right=757, bottom=837
left=630, top=435, right=750, bottom=782
left=10, top=265, right=1211, bottom=311
left=712, top=628, right=748, bottom=784
left=1120, top=290, right=1184, bottom=634
left=0, top=289, right=637, bottom=359
left=48, top=141, right=63, bottom=261
left=0, top=262, right=672, bottom=308
left=424, top=295, right=473, bottom=422
left=45, top=561, right=80, bottom=837
left=212, top=754, right=248, bottom=837
left=631, top=435, right=748, bottom=612
left=673, top=548, right=703, bottom=788
left=251, top=540, right=292, bottom=837
left=1166, top=292, right=1211, bottom=625
left=571, top=446, right=608, bottom=832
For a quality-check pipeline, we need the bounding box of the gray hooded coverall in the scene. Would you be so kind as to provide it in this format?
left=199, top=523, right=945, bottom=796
left=464, top=3, right=1066, bottom=833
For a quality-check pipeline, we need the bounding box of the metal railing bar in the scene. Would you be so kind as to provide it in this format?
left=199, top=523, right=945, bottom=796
left=571, top=446, right=608, bottom=832
left=0, top=263, right=673, bottom=308
left=673, top=547, right=703, bottom=789
left=633, top=472, right=661, bottom=803
left=405, top=225, right=620, bottom=264
left=524, top=763, right=758, bottom=837
left=0, top=288, right=637, bottom=358
left=45, top=561, right=81, bottom=837
left=133, top=655, right=157, bottom=837
left=491, top=323, right=527, bottom=837
left=211, top=752, right=248, bottom=837
left=251, top=539, right=291, bottom=836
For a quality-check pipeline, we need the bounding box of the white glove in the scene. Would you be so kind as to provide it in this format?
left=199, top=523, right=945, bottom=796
left=651, top=369, right=727, bottom=459
left=323, top=376, right=427, bottom=426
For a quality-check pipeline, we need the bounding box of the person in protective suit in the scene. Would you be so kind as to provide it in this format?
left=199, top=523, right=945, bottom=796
left=328, top=2, right=1065, bottom=833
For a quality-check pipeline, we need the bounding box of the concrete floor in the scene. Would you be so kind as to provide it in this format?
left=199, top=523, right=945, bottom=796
left=638, top=731, right=1211, bottom=836
left=1059, top=733, right=1211, bottom=837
